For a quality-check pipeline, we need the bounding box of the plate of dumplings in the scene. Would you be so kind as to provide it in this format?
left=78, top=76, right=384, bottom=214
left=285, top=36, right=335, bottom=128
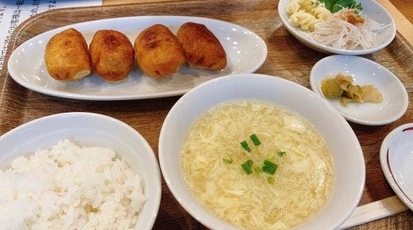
left=8, top=16, right=267, bottom=101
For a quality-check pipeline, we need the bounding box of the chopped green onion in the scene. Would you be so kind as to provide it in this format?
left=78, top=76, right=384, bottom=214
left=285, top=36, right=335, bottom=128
left=241, top=160, right=253, bottom=174
left=223, top=158, right=233, bottom=164
left=240, top=140, right=251, bottom=152
left=262, top=160, right=278, bottom=175
left=267, top=177, right=275, bottom=185
left=277, top=151, right=286, bottom=157
left=249, top=134, right=261, bottom=146
left=254, top=166, right=262, bottom=174
left=268, top=152, right=276, bottom=161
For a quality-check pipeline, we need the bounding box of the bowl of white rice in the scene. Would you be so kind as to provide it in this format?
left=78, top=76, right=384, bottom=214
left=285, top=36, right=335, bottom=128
left=0, top=112, right=161, bottom=230
left=159, top=73, right=365, bottom=230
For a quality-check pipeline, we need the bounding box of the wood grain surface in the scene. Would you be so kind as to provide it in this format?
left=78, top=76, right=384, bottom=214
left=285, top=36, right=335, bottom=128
left=1, top=0, right=413, bottom=229
left=390, top=0, right=413, bottom=23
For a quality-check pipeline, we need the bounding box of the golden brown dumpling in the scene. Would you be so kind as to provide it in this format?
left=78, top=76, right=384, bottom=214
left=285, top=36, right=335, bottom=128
left=134, top=24, right=185, bottom=78
left=89, top=30, right=134, bottom=82
left=177, top=22, right=227, bottom=71
left=44, top=28, right=91, bottom=81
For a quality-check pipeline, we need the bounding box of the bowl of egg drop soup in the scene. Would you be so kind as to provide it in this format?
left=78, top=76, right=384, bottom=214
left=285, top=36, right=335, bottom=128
left=159, top=73, right=365, bottom=230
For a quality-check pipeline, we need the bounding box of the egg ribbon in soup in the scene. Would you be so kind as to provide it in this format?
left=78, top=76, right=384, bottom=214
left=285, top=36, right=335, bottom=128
left=181, top=100, right=334, bottom=229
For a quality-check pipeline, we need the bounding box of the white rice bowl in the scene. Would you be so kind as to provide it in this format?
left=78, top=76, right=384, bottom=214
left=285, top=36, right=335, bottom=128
left=0, top=112, right=161, bottom=230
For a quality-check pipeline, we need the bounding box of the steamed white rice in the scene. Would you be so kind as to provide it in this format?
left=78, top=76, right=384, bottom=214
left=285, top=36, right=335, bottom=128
left=0, top=139, right=145, bottom=230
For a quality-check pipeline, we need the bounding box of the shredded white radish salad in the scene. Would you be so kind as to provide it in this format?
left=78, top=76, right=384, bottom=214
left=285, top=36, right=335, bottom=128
left=309, top=9, right=376, bottom=49
left=285, top=0, right=381, bottom=50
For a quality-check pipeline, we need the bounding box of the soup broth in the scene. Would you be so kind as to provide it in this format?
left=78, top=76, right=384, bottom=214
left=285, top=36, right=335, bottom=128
left=181, top=100, right=334, bottom=229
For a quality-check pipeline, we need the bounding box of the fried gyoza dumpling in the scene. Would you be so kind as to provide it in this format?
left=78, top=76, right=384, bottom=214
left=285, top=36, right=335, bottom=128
left=89, top=30, right=134, bottom=82
left=44, top=28, right=91, bottom=81
left=177, top=22, right=227, bottom=71
left=134, top=24, right=185, bottom=78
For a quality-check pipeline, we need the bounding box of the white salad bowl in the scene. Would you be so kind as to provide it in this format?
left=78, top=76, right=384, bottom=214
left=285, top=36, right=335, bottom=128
left=310, top=55, right=408, bottom=126
left=159, top=73, right=365, bottom=230
left=0, top=112, right=162, bottom=230
left=278, top=0, right=396, bottom=55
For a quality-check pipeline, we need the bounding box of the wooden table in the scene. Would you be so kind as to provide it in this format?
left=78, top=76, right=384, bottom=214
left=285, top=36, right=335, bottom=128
left=1, top=0, right=412, bottom=229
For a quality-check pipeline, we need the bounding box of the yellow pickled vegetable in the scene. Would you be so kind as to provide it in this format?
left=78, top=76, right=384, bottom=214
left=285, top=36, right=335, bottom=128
left=335, top=73, right=353, bottom=91
left=361, top=85, right=383, bottom=103
left=344, top=85, right=363, bottom=103
left=321, top=78, right=343, bottom=98
left=320, top=73, right=383, bottom=106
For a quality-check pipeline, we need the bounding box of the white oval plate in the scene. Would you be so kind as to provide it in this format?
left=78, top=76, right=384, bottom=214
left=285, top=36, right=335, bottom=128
left=310, top=55, right=408, bottom=126
left=7, top=16, right=267, bottom=101
left=0, top=112, right=162, bottom=230
left=380, top=123, right=413, bottom=211
left=278, top=0, right=396, bottom=55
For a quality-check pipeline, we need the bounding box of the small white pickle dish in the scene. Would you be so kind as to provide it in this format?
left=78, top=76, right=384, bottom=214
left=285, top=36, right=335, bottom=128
left=310, top=55, right=408, bottom=126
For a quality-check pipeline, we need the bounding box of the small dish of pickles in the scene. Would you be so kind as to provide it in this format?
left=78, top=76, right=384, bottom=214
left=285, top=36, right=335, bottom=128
left=310, top=55, right=408, bottom=126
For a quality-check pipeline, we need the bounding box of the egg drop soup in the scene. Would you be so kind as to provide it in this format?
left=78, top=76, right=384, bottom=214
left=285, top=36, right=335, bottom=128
left=181, top=100, right=335, bottom=229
